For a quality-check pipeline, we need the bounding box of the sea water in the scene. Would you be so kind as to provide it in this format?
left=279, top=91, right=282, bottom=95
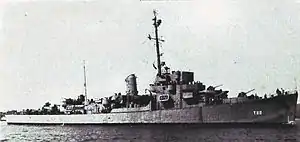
left=1, top=121, right=299, bottom=142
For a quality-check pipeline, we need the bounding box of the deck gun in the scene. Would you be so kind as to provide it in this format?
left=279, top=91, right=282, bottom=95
left=207, top=84, right=223, bottom=91
left=214, top=84, right=223, bottom=89
left=238, top=89, right=255, bottom=97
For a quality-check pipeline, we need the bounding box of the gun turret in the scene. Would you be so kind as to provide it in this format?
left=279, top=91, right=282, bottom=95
left=207, top=84, right=223, bottom=91
left=238, top=89, right=255, bottom=97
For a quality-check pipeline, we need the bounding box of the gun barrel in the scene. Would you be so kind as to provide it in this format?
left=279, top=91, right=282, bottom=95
left=213, top=84, right=223, bottom=88
left=246, top=89, right=255, bottom=94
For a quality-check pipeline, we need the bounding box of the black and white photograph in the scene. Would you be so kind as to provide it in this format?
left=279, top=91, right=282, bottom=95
left=0, top=0, right=300, bottom=141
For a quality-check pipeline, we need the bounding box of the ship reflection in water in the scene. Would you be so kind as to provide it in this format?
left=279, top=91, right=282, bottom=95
left=0, top=121, right=299, bottom=142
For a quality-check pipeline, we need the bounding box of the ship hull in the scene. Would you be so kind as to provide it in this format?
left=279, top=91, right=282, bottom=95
left=6, top=94, right=298, bottom=125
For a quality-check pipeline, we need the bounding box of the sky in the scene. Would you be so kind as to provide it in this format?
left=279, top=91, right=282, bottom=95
left=0, top=0, right=300, bottom=111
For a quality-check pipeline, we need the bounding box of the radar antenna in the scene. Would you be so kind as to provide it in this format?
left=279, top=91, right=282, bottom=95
left=148, top=10, right=165, bottom=76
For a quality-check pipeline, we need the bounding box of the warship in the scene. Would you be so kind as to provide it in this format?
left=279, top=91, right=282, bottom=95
left=6, top=11, right=298, bottom=125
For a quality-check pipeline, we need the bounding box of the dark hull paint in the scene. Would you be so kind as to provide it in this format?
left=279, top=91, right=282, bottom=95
left=202, top=93, right=298, bottom=123
left=6, top=93, right=298, bottom=125
left=6, top=122, right=296, bottom=128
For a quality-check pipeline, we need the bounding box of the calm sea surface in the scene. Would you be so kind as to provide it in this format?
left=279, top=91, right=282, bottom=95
left=1, top=121, right=300, bottom=142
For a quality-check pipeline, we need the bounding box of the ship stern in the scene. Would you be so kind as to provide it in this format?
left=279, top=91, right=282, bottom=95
left=286, top=92, right=298, bottom=125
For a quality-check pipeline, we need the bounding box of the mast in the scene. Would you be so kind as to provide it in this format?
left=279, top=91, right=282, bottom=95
left=294, top=77, right=297, bottom=92
left=83, top=60, right=88, bottom=106
left=149, top=10, right=164, bottom=76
